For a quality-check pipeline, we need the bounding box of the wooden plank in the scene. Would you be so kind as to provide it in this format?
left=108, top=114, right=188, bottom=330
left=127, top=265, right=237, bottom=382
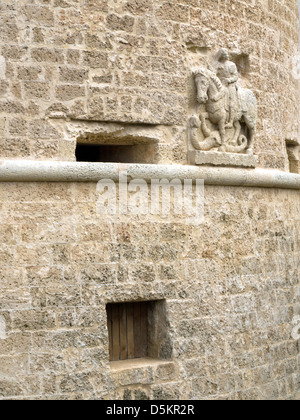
left=112, top=304, right=120, bottom=361
left=134, top=302, right=142, bottom=358
left=107, top=305, right=113, bottom=361
left=119, top=303, right=128, bottom=360
left=127, top=303, right=135, bottom=359
left=140, top=302, right=148, bottom=358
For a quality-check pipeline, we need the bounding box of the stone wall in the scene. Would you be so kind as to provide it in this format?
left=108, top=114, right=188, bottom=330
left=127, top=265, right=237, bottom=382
left=0, top=0, right=299, bottom=168
left=0, top=0, right=300, bottom=401
left=0, top=182, right=299, bottom=400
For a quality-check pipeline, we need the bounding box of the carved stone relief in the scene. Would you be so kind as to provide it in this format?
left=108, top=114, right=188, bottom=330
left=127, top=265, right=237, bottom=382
left=189, top=48, right=257, bottom=164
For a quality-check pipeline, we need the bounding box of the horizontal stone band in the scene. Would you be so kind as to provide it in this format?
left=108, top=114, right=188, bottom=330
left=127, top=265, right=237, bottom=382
left=0, top=160, right=299, bottom=189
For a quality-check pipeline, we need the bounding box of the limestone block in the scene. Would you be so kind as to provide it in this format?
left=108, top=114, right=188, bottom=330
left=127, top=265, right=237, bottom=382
left=188, top=150, right=258, bottom=168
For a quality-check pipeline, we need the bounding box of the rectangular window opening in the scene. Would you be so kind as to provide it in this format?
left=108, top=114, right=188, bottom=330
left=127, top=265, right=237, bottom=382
left=76, top=143, right=156, bottom=164
left=106, top=300, right=171, bottom=362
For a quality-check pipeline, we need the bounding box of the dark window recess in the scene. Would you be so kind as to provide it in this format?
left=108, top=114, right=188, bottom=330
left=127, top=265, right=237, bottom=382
left=106, top=300, right=172, bottom=362
left=286, top=141, right=300, bottom=174
left=76, top=143, right=156, bottom=164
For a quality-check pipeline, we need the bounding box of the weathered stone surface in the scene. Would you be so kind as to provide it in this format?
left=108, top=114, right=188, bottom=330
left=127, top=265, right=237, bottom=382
left=188, top=150, right=258, bottom=168
left=1, top=161, right=300, bottom=190
left=0, top=0, right=299, bottom=403
left=190, top=50, right=257, bottom=157
left=0, top=0, right=297, bottom=166
left=0, top=181, right=298, bottom=400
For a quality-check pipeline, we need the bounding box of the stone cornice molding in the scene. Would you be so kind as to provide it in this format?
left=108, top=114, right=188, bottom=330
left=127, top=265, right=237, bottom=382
left=0, top=160, right=299, bottom=189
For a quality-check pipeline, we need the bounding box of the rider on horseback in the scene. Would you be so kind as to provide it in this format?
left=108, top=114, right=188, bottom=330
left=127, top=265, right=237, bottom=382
left=216, top=48, right=239, bottom=129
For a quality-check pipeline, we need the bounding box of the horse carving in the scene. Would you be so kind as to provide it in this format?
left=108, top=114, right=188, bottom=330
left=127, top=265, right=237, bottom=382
left=190, top=67, right=257, bottom=154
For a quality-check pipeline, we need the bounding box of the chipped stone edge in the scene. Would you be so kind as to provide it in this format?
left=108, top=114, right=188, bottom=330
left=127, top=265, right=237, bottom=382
left=110, top=358, right=174, bottom=373
left=0, top=160, right=299, bottom=189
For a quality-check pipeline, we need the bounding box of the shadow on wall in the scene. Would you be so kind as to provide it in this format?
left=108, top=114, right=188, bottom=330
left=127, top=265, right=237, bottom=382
left=56, top=120, right=174, bottom=163
left=76, top=142, right=157, bottom=164
left=286, top=140, right=300, bottom=174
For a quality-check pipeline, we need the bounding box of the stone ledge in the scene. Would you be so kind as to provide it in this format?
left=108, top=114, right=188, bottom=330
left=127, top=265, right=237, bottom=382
left=188, top=150, right=258, bottom=168
left=0, top=160, right=299, bottom=189
left=110, top=358, right=174, bottom=373
left=110, top=359, right=177, bottom=387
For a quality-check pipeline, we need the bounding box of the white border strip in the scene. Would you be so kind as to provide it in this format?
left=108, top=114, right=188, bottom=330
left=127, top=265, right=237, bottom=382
left=0, top=160, right=299, bottom=189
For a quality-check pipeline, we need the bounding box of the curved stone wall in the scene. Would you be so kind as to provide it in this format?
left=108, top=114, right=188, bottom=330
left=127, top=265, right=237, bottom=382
left=0, top=0, right=299, bottom=168
left=0, top=182, right=299, bottom=400
left=0, top=0, right=300, bottom=402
